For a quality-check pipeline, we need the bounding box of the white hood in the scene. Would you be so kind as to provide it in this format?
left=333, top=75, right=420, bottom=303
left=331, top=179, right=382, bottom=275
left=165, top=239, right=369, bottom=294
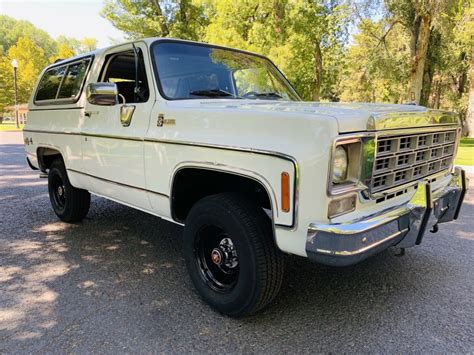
left=173, top=100, right=437, bottom=133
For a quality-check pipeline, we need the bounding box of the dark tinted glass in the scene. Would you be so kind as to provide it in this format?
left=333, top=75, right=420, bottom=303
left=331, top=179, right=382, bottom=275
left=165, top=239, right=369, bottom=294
left=35, top=66, right=66, bottom=101
left=152, top=42, right=299, bottom=101
left=102, top=50, right=149, bottom=103
left=57, top=60, right=90, bottom=99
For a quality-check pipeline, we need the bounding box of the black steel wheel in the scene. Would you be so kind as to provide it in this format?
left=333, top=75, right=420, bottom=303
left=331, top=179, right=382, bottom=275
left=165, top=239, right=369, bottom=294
left=195, top=227, right=239, bottom=292
left=183, top=193, right=284, bottom=317
left=48, top=158, right=90, bottom=222
left=50, top=172, right=67, bottom=211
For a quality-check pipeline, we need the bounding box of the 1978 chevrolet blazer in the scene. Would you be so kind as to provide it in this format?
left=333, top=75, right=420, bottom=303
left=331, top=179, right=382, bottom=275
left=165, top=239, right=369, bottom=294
left=23, top=38, right=468, bottom=316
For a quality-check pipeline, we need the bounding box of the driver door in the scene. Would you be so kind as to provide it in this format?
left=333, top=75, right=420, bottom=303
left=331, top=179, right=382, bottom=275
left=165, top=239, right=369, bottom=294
left=81, top=42, right=154, bottom=210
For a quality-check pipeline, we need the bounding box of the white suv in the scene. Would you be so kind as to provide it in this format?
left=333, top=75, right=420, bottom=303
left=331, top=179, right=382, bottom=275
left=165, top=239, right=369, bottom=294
left=23, top=38, right=468, bottom=316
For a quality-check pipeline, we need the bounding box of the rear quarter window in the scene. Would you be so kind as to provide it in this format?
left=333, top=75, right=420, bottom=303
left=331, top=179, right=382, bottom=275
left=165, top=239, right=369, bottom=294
left=35, top=66, right=67, bottom=101
left=35, top=57, right=92, bottom=104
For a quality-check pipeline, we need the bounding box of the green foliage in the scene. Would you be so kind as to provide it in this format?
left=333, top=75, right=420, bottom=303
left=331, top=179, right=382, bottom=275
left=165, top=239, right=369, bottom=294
left=7, top=37, right=48, bottom=104
left=101, top=0, right=208, bottom=40
left=0, top=15, right=57, bottom=58
left=340, top=20, right=411, bottom=103
left=0, top=16, right=98, bottom=113
left=203, top=0, right=350, bottom=100
left=0, top=0, right=473, bottom=128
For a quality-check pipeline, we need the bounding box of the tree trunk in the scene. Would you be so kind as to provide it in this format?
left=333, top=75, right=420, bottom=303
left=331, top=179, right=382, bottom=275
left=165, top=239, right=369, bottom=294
left=312, top=41, right=322, bottom=101
left=420, top=68, right=433, bottom=107
left=150, top=0, right=170, bottom=36
left=433, top=79, right=442, bottom=109
left=180, top=0, right=188, bottom=24
left=466, top=51, right=474, bottom=137
left=408, top=14, right=431, bottom=104
left=420, top=29, right=439, bottom=107
left=273, top=0, right=285, bottom=34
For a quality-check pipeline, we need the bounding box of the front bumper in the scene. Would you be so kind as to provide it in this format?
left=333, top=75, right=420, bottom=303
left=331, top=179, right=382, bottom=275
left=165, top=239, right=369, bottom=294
left=306, top=168, right=468, bottom=267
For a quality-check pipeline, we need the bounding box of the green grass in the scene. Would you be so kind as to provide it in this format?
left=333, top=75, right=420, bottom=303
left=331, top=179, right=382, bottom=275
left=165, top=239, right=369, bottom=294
left=0, top=122, right=24, bottom=132
left=455, top=138, right=474, bottom=166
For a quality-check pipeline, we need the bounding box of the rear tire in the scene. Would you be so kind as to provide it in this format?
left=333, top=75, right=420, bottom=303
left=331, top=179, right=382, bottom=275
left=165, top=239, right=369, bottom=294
left=183, top=193, right=284, bottom=317
left=48, top=158, right=90, bottom=222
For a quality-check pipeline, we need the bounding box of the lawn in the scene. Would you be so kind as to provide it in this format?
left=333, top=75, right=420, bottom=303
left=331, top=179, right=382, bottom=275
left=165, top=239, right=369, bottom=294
left=455, top=137, right=474, bottom=166
left=0, top=122, right=24, bottom=132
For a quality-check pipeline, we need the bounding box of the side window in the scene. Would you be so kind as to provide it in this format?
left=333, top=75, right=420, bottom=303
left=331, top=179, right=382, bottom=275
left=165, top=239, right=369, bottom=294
left=57, top=60, right=90, bottom=99
left=35, top=66, right=66, bottom=101
left=101, top=49, right=149, bottom=103
left=35, top=57, right=92, bottom=103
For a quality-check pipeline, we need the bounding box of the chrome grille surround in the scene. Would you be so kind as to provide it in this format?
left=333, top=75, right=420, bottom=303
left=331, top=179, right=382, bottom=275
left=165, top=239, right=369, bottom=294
left=370, top=129, right=458, bottom=194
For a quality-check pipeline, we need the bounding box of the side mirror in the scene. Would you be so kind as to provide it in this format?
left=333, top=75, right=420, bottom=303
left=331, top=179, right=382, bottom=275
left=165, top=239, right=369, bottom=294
left=86, top=82, right=118, bottom=105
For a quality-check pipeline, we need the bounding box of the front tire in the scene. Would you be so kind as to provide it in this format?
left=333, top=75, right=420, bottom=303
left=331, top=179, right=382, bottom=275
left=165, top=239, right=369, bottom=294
left=183, top=193, right=284, bottom=317
left=48, top=159, right=90, bottom=222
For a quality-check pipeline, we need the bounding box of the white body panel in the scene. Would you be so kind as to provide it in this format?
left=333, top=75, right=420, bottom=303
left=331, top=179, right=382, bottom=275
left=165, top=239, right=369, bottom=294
left=23, top=38, right=459, bottom=258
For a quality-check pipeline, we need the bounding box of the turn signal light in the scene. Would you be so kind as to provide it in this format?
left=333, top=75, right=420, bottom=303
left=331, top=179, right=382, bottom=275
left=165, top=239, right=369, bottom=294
left=328, top=195, right=356, bottom=218
left=281, top=172, right=290, bottom=213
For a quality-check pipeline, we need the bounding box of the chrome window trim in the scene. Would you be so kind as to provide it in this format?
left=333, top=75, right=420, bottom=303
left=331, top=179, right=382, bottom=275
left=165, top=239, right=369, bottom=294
left=34, top=56, right=93, bottom=106
left=149, top=39, right=302, bottom=102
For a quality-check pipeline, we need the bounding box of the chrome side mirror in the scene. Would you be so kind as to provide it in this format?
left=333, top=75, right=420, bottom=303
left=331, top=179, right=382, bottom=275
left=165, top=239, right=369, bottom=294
left=86, top=82, right=118, bottom=105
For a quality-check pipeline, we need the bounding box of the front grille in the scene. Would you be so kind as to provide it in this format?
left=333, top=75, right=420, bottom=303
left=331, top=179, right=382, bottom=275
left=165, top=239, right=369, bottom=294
left=370, top=130, right=457, bottom=194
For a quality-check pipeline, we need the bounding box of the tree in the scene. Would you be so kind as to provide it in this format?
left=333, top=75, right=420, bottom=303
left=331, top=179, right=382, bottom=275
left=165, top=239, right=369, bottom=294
left=0, top=58, right=14, bottom=114
left=101, top=0, right=208, bottom=40
left=5, top=37, right=48, bottom=104
left=287, top=1, right=349, bottom=101
left=384, top=0, right=460, bottom=104
left=49, top=43, right=76, bottom=63
left=0, top=16, right=99, bottom=110
left=339, top=19, right=410, bottom=103
left=0, top=15, right=57, bottom=58
left=80, top=38, right=98, bottom=53
left=455, top=3, right=474, bottom=136
left=203, top=0, right=350, bottom=100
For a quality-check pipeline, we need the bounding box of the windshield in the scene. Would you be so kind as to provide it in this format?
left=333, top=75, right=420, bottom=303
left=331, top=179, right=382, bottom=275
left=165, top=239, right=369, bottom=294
left=151, top=41, right=300, bottom=101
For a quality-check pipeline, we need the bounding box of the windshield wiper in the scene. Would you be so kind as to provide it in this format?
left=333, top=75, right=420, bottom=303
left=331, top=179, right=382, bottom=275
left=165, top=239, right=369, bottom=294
left=255, top=92, right=283, bottom=99
left=189, top=89, right=234, bottom=98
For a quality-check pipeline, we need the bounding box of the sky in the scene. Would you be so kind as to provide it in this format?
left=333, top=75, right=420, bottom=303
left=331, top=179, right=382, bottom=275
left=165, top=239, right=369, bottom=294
left=0, top=0, right=125, bottom=48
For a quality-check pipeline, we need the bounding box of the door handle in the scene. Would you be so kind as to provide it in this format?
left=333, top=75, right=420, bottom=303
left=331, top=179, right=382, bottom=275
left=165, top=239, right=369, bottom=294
left=84, top=111, right=99, bottom=118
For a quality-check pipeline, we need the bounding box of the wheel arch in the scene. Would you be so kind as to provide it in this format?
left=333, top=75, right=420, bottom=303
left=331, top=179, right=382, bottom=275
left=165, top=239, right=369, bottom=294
left=170, top=163, right=279, bottom=225
left=36, top=145, right=65, bottom=171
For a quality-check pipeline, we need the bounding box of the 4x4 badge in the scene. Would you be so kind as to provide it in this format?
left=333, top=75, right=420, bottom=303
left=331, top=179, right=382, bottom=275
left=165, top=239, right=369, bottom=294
left=157, top=114, right=176, bottom=127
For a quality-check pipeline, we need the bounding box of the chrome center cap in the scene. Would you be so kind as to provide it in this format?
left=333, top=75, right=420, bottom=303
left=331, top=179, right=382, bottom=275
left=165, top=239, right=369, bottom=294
left=57, top=186, right=64, bottom=196
left=211, top=248, right=222, bottom=265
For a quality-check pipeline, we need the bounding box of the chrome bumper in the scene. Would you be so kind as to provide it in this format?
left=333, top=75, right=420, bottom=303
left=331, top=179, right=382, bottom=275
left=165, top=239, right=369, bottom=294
left=307, top=168, right=468, bottom=267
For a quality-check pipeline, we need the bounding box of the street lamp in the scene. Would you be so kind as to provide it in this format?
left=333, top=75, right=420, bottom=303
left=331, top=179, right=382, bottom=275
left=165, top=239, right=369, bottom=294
left=11, top=59, right=19, bottom=129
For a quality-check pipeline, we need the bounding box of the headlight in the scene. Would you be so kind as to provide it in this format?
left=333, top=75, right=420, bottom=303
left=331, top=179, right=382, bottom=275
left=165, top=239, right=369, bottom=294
left=332, top=146, right=348, bottom=183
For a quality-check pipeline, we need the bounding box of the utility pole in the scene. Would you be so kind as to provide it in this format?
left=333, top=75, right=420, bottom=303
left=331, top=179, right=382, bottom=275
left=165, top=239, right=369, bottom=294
left=11, top=59, right=19, bottom=129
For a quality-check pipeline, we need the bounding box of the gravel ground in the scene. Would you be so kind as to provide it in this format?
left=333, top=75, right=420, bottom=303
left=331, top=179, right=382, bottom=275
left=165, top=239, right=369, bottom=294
left=1, top=131, right=473, bottom=353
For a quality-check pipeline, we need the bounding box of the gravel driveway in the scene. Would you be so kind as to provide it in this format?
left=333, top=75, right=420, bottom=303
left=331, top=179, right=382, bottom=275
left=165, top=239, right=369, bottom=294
left=1, top=131, right=473, bottom=353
